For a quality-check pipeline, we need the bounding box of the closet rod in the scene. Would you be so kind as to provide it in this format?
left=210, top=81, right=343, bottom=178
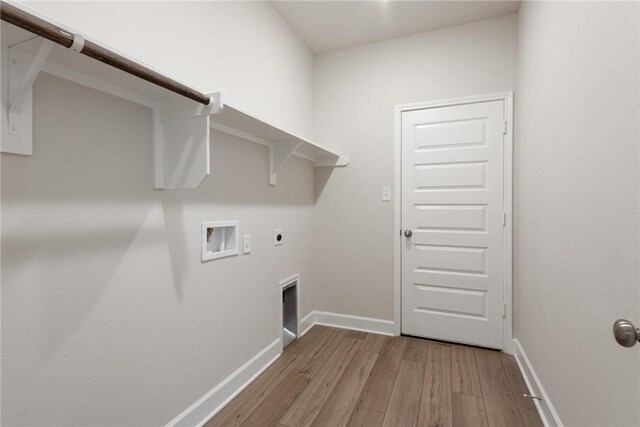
left=0, top=1, right=211, bottom=105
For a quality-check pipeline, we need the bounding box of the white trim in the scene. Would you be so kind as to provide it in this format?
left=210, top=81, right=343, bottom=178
left=393, top=106, right=402, bottom=336
left=166, top=339, right=281, bottom=427
left=299, top=310, right=395, bottom=336
left=313, top=311, right=395, bottom=336
left=166, top=311, right=395, bottom=426
left=299, top=311, right=315, bottom=337
left=279, top=274, right=301, bottom=352
left=166, top=310, right=395, bottom=426
left=503, top=92, right=514, bottom=353
left=394, top=91, right=515, bottom=351
left=513, top=339, right=564, bottom=427
left=395, top=92, right=515, bottom=112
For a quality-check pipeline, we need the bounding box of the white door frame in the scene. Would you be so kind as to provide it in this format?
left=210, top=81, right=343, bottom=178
left=393, top=92, right=514, bottom=353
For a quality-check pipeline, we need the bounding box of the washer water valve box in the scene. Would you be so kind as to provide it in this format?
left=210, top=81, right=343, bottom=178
left=202, top=221, right=239, bottom=261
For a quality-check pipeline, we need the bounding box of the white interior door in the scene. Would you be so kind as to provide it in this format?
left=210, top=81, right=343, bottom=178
left=401, top=98, right=508, bottom=349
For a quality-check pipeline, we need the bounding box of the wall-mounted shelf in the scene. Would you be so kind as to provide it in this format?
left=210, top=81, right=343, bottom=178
left=209, top=103, right=348, bottom=185
left=0, top=1, right=348, bottom=189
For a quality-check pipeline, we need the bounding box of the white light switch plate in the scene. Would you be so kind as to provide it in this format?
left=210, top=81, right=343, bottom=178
left=243, top=235, right=251, bottom=254
left=382, top=187, right=391, bottom=202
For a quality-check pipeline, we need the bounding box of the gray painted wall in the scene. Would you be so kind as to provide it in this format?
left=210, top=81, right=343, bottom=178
left=516, top=2, right=639, bottom=425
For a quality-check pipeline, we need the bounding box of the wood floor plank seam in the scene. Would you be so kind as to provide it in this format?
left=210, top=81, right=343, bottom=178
left=452, top=392, right=489, bottom=427
left=279, top=335, right=363, bottom=427
left=356, top=336, right=408, bottom=413
left=499, top=354, right=544, bottom=427
left=479, top=373, right=525, bottom=427
left=402, top=336, right=430, bottom=364
left=418, top=343, right=453, bottom=427
left=475, top=348, right=506, bottom=379
left=451, top=345, right=484, bottom=398
left=310, top=349, right=378, bottom=427
left=206, top=343, right=320, bottom=427
left=359, top=333, right=391, bottom=354
left=295, top=328, right=350, bottom=379
left=206, top=327, right=539, bottom=427
left=382, top=359, right=426, bottom=427
left=239, top=373, right=310, bottom=427
left=347, top=405, right=385, bottom=427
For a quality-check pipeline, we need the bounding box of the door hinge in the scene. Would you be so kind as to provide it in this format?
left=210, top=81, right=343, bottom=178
left=503, top=303, right=507, bottom=318
left=502, top=211, right=506, bottom=227
left=503, top=120, right=507, bottom=135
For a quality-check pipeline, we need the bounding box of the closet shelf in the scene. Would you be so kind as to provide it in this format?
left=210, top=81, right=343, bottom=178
left=0, top=2, right=348, bottom=189
left=210, top=103, right=349, bottom=185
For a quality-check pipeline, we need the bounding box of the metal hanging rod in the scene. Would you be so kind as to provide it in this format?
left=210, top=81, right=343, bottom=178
left=0, top=1, right=211, bottom=105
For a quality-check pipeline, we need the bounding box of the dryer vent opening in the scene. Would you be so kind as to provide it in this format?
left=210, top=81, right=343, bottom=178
left=282, top=281, right=298, bottom=349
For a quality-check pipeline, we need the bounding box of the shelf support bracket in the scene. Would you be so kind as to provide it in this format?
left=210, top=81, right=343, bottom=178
left=269, top=141, right=301, bottom=186
left=2, top=39, right=54, bottom=155
left=8, top=39, right=53, bottom=136
left=154, top=92, right=223, bottom=189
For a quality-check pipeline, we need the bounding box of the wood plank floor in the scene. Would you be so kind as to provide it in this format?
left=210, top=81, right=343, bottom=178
left=205, top=326, right=543, bottom=427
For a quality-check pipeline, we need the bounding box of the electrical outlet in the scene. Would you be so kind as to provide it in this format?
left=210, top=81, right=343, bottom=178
left=274, top=229, right=284, bottom=246
left=243, top=235, right=251, bottom=254
left=382, top=187, right=391, bottom=202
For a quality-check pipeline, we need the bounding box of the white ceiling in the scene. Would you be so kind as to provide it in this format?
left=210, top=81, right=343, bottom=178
left=270, top=1, right=520, bottom=54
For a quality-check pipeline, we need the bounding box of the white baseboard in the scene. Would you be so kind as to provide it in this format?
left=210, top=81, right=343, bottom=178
left=512, top=339, right=563, bottom=427
left=312, top=310, right=395, bottom=336
left=166, top=338, right=281, bottom=427
left=299, top=311, right=315, bottom=337
left=167, top=312, right=395, bottom=426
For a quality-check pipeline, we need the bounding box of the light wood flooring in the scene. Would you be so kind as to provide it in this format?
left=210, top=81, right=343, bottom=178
left=205, top=326, right=543, bottom=427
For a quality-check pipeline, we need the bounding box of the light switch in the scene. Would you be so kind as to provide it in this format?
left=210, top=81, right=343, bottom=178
left=243, top=235, right=251, bottom=254
left=382, top=187, right=391, bottom=202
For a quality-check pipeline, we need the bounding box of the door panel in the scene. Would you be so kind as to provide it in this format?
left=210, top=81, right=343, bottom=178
left=414, top=119, right=486, bottom=149
left=401, top=99, right=506, bottom=349
left=416, top=245, right=487, bottom=274
left=415, top=205, right=487, bottom=231
left=415, top=162, right=487, bottom=189
left=415, top=285, right=486, bottom=317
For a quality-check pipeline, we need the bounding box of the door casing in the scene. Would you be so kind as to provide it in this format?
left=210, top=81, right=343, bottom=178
left=393, top=92, right=514, bottom=353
